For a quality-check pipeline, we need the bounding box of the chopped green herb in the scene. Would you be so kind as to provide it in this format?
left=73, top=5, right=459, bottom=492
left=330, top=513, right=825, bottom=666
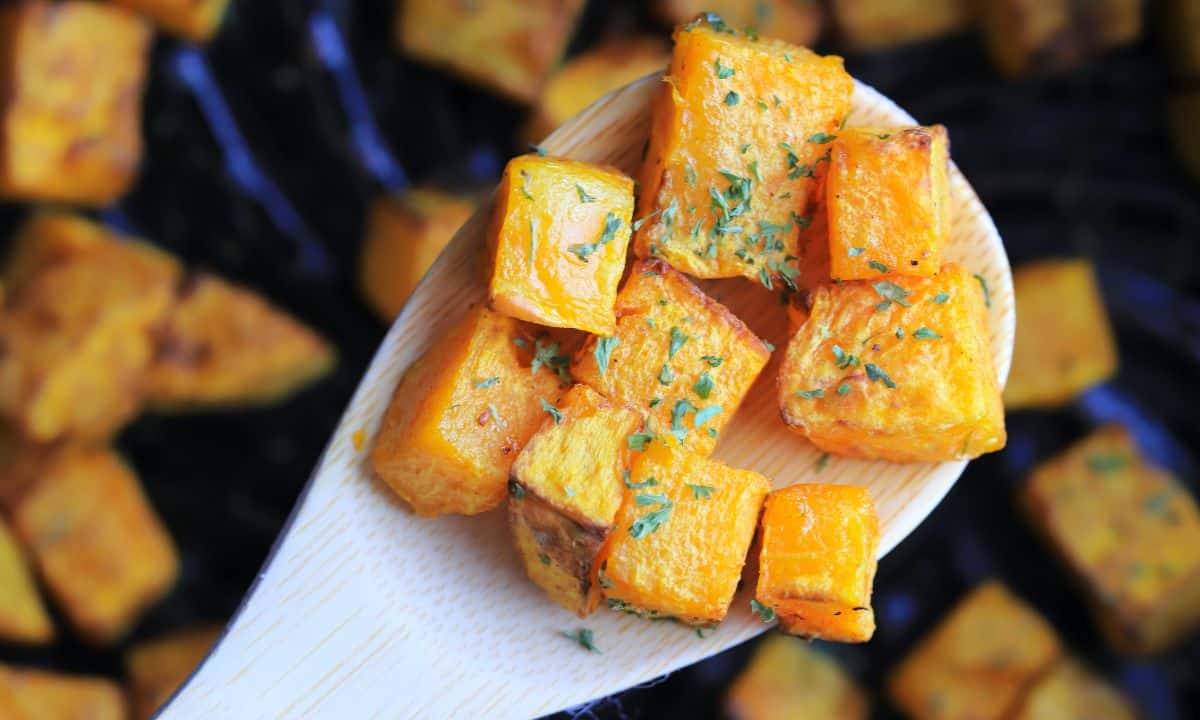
left=630, top=500, right=673, bottom=539
left=684, top=162, right=698, bottom=187
left=848, top=247, right=865, bottom=257
left=594, top=336, right=619, bottom=376
left=540, top=398, right=562, bottom=424
left=864, top=363, right=897, bottom=389
left=670, top=399, right=696, bottom=440
left=575, top=184, right=597, bottom=203
left=693, top=405, right=722, bottom=427
left=568, top=212, right=623, bottom=261
left=759, top=267, right=774, bottom=290
left=814, top=452, right=830, bottom=473
left=636, top=492, right=670, bottom=506
left=756, top=100, right=769, bottom=111
left=669, top=326, right=690, bottom=358
left=973, top=273, right=991, bottom=308
left=658, top=364, right=675, bottom=385
left=837, top=383, right=852, bottom=396
left=1087, top=453, right=1129, bottom=474
left=512, top=338, right=528, bottom=348
left=532, top=338, right=571, bottom=383
left=868, top=259, right=889, bottom=274
left=932, top=292, right=950, bottom=304
left=748, top=159, right=761, bottom=183
left=750, top=599, right=776, bottom=623
left=560, top=628, right=601, bottom=654
left=896, top=327, right=904, bottom=339
left=714, top=59, right=735, bottom=79
left=872, top=280, right=912, bottom=307
left=528, top=144, right=547, bottom=156
left=795, top=388, right=825, bottom=399
left=632, top=208, right=662, bottom=231
left=519, top=170, right=534, bottom=200
left=528, top=218, right=538, bottom=266
left=538, top=553, right=551, bottom=565
left=913, top=327, right=942, bottom=340
left=832, top=344, right=859, bottom=369
left=649, top=397, right=662, bottom=408
left=487, top=403, right=506, bottom=427
left=625, top=475, right=658, bottom=489
left=693, top=372, right=714, bottom=399
left=473, top=377, right=500, bottom=389
left=724, top=91, right=740, bottom=106
left=701, top=355, right=724, bottom=367
left=808, top=132, right=837, bottom=144
left=688, top=483, right=716, bottom=500
left=627, top=432, right=656, bottom=451
left=763, top=341, right=775, bottom=352
left=509, top=480, right=525, bottom=498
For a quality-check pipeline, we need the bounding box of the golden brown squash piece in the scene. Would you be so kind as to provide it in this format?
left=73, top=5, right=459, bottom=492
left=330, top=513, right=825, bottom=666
left=830, top=0, right=972, bottom=50
left=126, top=625, right=222, bottom=720
left=888, top=582, right=1063, bottom=720
left=0, top=517, right=53, bottom=645
left=595, top=442, right=769, bottom=625
left=780, top=264, right=1005, bottom=462
left=359, top=188, right=476, bottom=322
left=655, top=2, right=823, bottom=47
left=526, top=37, right=670, bottom=142
left=11, top=447, right=179, bottom=644
left=756, top=484, right=878, bottom=643
left=1004, top=259, right=1117, bottom=410
left=112, top=0, right=230, bottom=42
left=1021, top=425, right=1200, bottom=655
left=0, top=213, right=180, bottom=442
left=372, top=305, right=565, bottom=517
left=488, top=155, right=635, bottom=335
left=145, top=274, right=335, bottom=410
left=0, top=1, right=149, bottom=205
left=395, top=0, right=586, bottom=103
left=726, top=635, right=867, bottom=720
left=1014, top=659, right=1137, bottom=720
left=633, top=15, right=853, bottom=284
left=509, top=384, right=641, bottom=615
left=0, top=665, right=125, bottom=720
left=827, top=126, right=949, bottom=281
left=980, top=0, right=1142, bottom=77
left=572, top=259, right=771, bottom=457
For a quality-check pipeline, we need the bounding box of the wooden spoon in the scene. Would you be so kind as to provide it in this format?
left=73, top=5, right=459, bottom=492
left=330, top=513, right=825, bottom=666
left=161, top=74, right=1013, bottom=719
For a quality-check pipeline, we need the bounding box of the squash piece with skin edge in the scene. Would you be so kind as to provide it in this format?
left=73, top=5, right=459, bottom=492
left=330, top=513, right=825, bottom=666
left=1014, top=659, right=1137, bottom=720
left=0, top=517, right=53, bottom=645
left=126, top=625, right=222, bottom=720
left=725, top=635, right=868, bottom=720
left=509, top=384, right=641, bottom=616
left=112, top=0, right=231, bottom=43
left=488, top=155, right=635, bottom=336
left=633, top=15, right=852, bottom=284
left=756, top=484, right=878, bottom=643
left=779, top=264, right=1005, bottom=463
left=0, top=665, right=125, bottom=720
left=372, top=305, right=565, bottom=517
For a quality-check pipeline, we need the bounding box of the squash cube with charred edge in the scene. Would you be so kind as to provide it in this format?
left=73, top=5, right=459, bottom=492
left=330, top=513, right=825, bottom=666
left=780, top=264, right=1005, bottom=463
left=145, top=274, right=335, bottom=410
left=655, top=3, right=823, bottom=47
left=1020, top=425, right=1200, bottom=655
left=509, top=384, right=642, bottom=616
left=831, top=0, right=972, bottom=51
left=1005, top=259, right=1117, bottom=410
left=0, top=665, right=125, bottom=720
left=11, top=448, right=179, bottom=644
left=756, top=484, right=878, bottom=643
left=572, top=259, right=771, bottom=457
left=0, top=1, right=150, bottom=205
left=0, top=213, right=180, bottom=442
left=725, top=635, right=867, bottom=720
left=395, top=0, right=586, bottom=104
left=359, top=188, right=476, bottom=322
left=633, top=15, right=852, bottom=284
left=0, top=518, right=53, bottom=645
left=489, top=155, right=635, bottom=336
left=888, top=582, right=1063, bottom=720
left=595, top=442, right=769, bottom=625
left=126, top=625, right=222, bottom=720
left=112, top=0, right=231, bottom=42
left=827, top=126, right=950, bottom=280
left=372, top=305, right=565, bottom=517
left=1014, top=659, right=1137, bottom=720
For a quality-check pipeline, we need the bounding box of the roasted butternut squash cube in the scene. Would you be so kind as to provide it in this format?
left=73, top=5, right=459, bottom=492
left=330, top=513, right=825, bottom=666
left=756, top=484, right=878, bottom=642
left=980, top=0, right=1141, bottom=78
left=10, top=448, right=179, bottom=644
left=145, top=274, right=335, bottom=410
left=1166, top=0, right=1200, bottom=77
left=1014, top=659, right=1137, bottom=720
left=572, top=259, right=771, bottom=456
left=827, top=126, right=949, bottom=281
left=0, top=213, right=180, bottom=442
left=488, top=155, right=635, bottom=335
left=0, top=518, right=52, bottom=645
left=1005, top=259, right=1117, bottom=409
left=726, top=635, right=867, bottom=720
left=780, top=264, right=1005, bottom=462
left=126, top=625, right=221, bottom=720
left=0, top=665, right=125, bottom=720
left=1021, top=425, right=1200, bottom=655
left=633, top=16, right=852, bottom=284
left=888, top=582, right=1063, bottom=720
left=112, top=0, right=230, bottom=42
left=0, top=429, right=52, bottom=510
left=656, top=2, right=823, bottom=47
left=0, top=1, right=149, bottom=205
left=372, top=305, right=565, bottom=517
left=395, top=0, right=586, bottom=103
left=595, top=442, right=769, bottom=625
left=527, top=37, right=669, bottom=142
left=509, top=384, right=642, bottom=615
left=831, top=0, right=972, bottom=50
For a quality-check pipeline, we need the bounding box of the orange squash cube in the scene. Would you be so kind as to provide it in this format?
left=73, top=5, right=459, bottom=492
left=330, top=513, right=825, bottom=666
left=780, top=264, right=1004, bottom=462
left=1021, top=425, right=1200, bottom=655
left=0, top=665, right=125, bottom=720
left=112, top=0, right=230, bottom=42
left=0, top=1, right=149, bottom=205
left=488, top=155, right=635, bottom=335
left=395, top=0, right=586, bottom=103
left=572, top=259, right=771, bottom=456
left=0, top=518, right=53, bottom=645
left=359, top=188, right=476, bottom=321
left=827, top=126, right=950, bottom=280
left=888, top=582, right=1063, bottom=720
left=756, top=484, right=878, bottom=643
left=596, top=442, right=769, bottom=625
left=655, top=3, right=823, bottom=47
left=145, top=274, right=335, bottom=410
left=981, top=0, right=1141, bottom=78
left=0, top=213, right=180, bottom=442
left=633, top=16, right=852, bottom=284
left=11, top=448, right=179, bottom=644
left=509, top=384, right=642, bottom=615
left=372, top=305, right=565, bottom=517
left=725, top=635, right=867, bottom=720
left=1005, top=259, right=1117, bottom=410
left=831, top=0, right=972, bottom=50
left=1014, top=659, right=1137, bottom=720
left=126, top=625, right=222, bottom=720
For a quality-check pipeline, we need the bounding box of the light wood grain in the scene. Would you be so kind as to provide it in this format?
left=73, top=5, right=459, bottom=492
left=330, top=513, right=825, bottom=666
left=161, top=74, right=1013, bottom=720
